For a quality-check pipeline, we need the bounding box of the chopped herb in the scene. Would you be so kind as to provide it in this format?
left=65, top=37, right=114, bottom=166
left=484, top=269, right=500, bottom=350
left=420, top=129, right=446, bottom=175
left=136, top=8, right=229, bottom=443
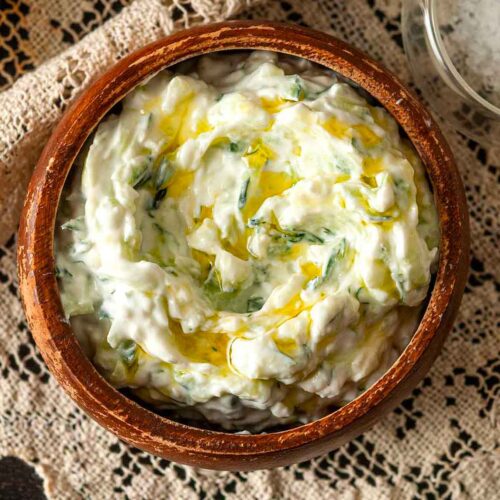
left=153, top=222, right=168, bottom=234
left=216, top=93, right=224, bottom=102
left=248, top=217, right=264, bottom=228
left=277, top=230, right=304, bottom=243
left=394, top=178, right=409, bottom=191
left=61, top=216, right=85, bottom=232
left=55, top=266, right=72, bottom=278
left=324, top=252, right=337, bottom=276
left=211, top=346, right=218, bottom=352
left=279, top=228, right=324, bottom=244
left=118, top=339, right=137, bottom=367
left=249, top=220, right=324, bottom=243
left=351, top=137, right=363, bottom=152
left=394, top=273, right=406, bottom=302
left=302, top=343, right=312, bottom=358
left=335, top=160, right=351, bottom=174
left=155, top=157, right=174, bottom=189
left=238, top=178, right=250, bottom=209
left=354, top=287, right=371, bottom=304
left=152, top=188, right=167, bottom=209
left=268, top=241, right=292, bottom=257
left=203, top=271, right=259, bottom=314
left=204, top=266, right=222, bottom=289
left=306, top=85, right=332, bottom=100
left=309, top=239, right=346, bottom=289
left=98, top=308, right=110, bottom=320
left=288, top=76, right=305, bottom=101
left=367, top=214, right=392, bottom=222
left=130, top=156, right=153, bottom=189
left=74, top=240, right=92, bottom=254
left=247, top=296, right=264, bottom=313
left=379, top=245, right=389, bottom=264
left=229, top=142, right=242, bottom=153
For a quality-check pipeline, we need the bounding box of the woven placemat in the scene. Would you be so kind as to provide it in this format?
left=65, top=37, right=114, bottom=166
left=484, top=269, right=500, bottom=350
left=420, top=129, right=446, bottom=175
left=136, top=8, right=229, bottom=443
left=0, top=1, right=498, bottom=498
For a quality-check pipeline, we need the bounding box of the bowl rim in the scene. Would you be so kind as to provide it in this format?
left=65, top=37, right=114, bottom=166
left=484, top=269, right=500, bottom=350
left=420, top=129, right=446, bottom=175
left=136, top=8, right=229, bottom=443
left=17, top=20, right=469, bottom=469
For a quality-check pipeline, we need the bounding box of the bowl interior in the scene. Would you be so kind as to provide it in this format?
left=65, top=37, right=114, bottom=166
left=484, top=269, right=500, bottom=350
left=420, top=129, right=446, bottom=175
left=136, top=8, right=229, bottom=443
left=57, top=48, right=435, bottom=434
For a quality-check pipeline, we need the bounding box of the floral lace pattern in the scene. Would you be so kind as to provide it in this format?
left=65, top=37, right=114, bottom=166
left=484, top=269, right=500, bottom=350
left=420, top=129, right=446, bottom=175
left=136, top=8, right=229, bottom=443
left=0, top=1, right=498, bottom=498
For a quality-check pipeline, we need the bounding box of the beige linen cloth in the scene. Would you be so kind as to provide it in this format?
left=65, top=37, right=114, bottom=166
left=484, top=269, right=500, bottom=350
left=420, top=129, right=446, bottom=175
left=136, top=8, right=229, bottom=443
left=0, top=1, right=498, bottom=498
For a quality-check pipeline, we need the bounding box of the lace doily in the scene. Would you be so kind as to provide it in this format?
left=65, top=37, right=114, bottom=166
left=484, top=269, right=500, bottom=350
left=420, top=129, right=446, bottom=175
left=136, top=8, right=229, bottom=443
left=0, top=1, right=498, bottom=498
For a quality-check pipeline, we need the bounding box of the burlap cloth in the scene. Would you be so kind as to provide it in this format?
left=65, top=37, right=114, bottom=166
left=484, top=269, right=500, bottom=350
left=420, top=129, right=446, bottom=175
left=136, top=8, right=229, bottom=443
left=0, top=1, right=498, bottom=498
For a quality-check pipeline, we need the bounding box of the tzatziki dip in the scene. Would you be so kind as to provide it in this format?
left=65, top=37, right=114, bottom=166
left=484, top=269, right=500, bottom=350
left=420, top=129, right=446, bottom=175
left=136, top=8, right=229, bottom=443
left=56, top=51, right=439, bottom=431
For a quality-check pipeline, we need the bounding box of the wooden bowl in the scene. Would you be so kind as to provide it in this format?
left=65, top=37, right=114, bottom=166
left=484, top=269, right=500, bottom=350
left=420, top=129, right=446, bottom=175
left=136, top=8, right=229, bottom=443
left=17, top=21, right=469, bottom=470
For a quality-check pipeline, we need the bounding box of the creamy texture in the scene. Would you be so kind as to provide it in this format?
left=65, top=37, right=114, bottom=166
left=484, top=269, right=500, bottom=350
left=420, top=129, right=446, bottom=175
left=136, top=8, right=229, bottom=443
left=56, top=51, right=439, bottom=431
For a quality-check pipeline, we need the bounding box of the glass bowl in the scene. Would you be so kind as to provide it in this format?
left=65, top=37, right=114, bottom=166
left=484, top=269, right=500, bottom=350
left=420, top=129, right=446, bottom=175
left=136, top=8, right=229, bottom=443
left=402, top=0, right=500, bottom=145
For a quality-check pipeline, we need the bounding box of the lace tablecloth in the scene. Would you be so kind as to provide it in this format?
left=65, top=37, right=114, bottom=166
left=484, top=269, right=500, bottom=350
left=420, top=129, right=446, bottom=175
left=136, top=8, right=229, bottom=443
left=0, top=1, right=498, bottom=498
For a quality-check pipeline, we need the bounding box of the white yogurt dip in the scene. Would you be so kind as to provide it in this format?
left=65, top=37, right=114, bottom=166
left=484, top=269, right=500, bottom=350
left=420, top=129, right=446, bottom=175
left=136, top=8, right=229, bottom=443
left=56, top=51, right=439, bottom=431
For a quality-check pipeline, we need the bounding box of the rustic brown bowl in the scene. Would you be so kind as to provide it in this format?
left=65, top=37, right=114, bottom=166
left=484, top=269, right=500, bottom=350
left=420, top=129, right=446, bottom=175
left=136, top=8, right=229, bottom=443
left=17, top=21, right=469, bottom=471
